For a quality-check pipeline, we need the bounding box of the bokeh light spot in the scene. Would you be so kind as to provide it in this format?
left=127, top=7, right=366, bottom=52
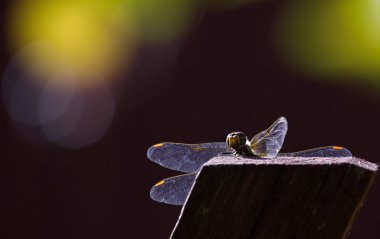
left=274, top=0, right=380, bottom=87
left=3, top=44, right=116, bottom=148
left=7, top=0, right=135, bottom=83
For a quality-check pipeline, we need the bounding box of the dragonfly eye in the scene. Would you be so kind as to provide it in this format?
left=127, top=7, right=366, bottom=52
left=226, top=132, right=247, bottom=149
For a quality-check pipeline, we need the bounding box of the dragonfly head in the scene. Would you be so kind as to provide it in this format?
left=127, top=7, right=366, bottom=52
left=226, top=132, right=248, bottom=152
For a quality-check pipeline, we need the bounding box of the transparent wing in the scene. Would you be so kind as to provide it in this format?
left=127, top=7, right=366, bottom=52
left=147, top=142, right=228, bottom=173
left=250, top=117, right=288, bottom=158
left=150, top=173, right=197, bottom=206
left=280, top=146, right=352, bottom=157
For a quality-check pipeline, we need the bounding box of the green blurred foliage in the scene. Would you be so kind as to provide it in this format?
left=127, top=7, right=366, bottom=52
left=275, top=0, right=380, bottom=88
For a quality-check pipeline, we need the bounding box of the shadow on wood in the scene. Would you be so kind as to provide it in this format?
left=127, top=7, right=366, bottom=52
left=170, top=156, right=377, bottom=239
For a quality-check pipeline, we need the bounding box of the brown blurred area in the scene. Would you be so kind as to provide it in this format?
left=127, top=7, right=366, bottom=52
left=0, top=0, right=379, bottom=239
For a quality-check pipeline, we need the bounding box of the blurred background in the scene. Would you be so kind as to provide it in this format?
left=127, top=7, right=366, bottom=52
left=0, top=0, right=379, bottom=238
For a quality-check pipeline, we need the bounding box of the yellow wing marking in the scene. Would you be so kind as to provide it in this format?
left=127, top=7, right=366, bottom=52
left=333, top=146, right=344, bottom=150
left=155, top=180, right=165, bottom=187
left=190, top=144, right=203, bottom=152
left=153, top=143, right=164, bottom=148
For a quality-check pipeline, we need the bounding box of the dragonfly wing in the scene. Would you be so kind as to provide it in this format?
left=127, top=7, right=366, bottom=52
left=147, top=142, right=228, bottom=173
left=280, top=146, right=352, bottom=157
left=250, top=117, right=288, bottom=158
left=150, top=173, right=197, bottom=206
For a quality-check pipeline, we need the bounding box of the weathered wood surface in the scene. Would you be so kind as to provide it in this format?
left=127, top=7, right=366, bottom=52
left=170, top=156, right=377, bottom=239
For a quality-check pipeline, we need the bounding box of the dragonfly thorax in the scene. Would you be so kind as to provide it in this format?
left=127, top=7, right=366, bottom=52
left=226, top=132, right=254, bottom=157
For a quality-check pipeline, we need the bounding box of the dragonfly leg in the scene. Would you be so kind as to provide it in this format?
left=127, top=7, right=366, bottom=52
left=233, top=151, right=241, bottom=160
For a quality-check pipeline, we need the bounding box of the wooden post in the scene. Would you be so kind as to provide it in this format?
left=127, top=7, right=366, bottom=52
left=170, top=156, right=377, bottom=239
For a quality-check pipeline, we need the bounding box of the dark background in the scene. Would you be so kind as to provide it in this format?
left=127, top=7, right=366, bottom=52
left=1, top=1, right=379, bottom=239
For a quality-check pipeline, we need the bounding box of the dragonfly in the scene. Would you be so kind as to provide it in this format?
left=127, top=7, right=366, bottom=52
left=148, top=117, right=352, bottom=206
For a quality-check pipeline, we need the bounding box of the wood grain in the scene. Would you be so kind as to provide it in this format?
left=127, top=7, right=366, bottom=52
left=170, top=156, right=377, bottom=239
